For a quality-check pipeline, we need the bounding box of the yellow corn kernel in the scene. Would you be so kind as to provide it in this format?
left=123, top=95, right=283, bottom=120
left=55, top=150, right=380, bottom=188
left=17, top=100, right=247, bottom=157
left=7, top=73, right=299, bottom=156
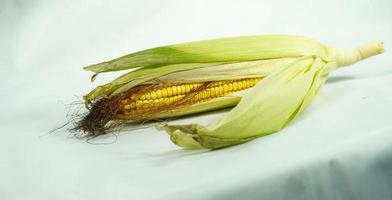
left=150, top=91, right=157, bottom=100
left=171, top=96, right=178, bottom=102
left=168, top=96, right=175, bottom=104
left=228, top=83, right=233, bottom=91
left=233, top=82, right=238, bottom=90
left=173, top=95, right=180, bottom=101
left=223, top=84, right=229, bottom=93
left=163, top=97, right=171, bottom=105
left=214, top=87, right=219, bottom=96
left=238, top=81, right=244, bottom=90
left=174, top=94, right=185, bottom=101
left=208, top=88, right=216, bottom=97
left=145, top=100, right=154, bottom=108
left=246, top=80, right=251, bottom=88
left=135, top=100, right=143, bottom=108
left=204, top=90, right=210, bottom=98
left=140, top=92, right=151, bottom=100
left=217, top=86, right=224, bottom=96
left=184, top=84, right=191, bottom=93
left=167, top=87, right=173, bottom=96
left=172, top=86, right=178, bottom=95
left=154, top=99, right=161, bottom=107
left=156, top=89, right=162, bottom=99
left=162, top=88, right=168, bottom=98
left=177, top=85, right=183, bottom=95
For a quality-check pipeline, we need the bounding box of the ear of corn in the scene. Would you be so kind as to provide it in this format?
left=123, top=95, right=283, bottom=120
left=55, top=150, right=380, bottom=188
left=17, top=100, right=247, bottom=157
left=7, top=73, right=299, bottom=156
left=78, top=35, right=383, bottom=143
left=158, top=42, right=384, bottom=149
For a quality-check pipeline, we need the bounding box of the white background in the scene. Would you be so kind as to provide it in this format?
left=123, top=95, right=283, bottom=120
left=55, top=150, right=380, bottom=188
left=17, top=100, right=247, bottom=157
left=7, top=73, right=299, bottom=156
left=1, top=0, right=392, bottom=199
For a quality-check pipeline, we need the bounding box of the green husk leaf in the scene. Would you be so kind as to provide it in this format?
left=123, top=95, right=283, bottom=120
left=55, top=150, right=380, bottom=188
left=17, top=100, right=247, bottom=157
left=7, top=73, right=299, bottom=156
left=83, top=35, right=331, bottom=73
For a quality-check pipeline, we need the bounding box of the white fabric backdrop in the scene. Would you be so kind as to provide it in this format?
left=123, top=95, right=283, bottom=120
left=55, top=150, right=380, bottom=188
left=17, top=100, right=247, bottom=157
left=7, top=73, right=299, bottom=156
left=1, top=0, right=392, bottom=199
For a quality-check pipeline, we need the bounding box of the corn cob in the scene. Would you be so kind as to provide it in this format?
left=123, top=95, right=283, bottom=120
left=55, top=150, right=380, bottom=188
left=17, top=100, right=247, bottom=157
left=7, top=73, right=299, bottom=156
left=118, top=78, right=261, bottom=117
left=74, top=35, right=384, bottom=147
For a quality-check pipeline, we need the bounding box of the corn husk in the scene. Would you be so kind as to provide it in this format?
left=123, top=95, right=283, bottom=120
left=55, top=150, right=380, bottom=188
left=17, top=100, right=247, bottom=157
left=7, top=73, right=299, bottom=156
left=81, top=35, right=383, bottom=147
left=84, top=35, right=329, bottom=73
